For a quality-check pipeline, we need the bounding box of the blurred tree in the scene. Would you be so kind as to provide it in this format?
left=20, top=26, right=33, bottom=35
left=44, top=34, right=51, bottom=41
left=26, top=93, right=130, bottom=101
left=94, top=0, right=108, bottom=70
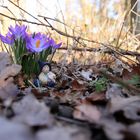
left=133, top=0, right=140, bottom=34
left=129, top=0, right=140, bottom=34
left=130, top=0, right=137, bottom=33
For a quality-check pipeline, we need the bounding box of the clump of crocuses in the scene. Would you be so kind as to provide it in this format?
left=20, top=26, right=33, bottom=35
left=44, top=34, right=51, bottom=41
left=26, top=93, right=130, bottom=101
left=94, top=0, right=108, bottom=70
left=0, top=24, right=62, bottom=77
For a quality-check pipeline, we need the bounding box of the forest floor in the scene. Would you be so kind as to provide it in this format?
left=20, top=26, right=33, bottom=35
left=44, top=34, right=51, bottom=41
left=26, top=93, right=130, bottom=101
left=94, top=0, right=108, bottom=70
left=0, top=51, right=140, bottom=140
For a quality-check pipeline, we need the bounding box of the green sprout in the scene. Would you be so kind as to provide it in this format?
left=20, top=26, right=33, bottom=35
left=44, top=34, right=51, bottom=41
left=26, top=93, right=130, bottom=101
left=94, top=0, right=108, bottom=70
left=128, top=75, right=140, bottom=88
left=89, top=77, right=108, bottom=92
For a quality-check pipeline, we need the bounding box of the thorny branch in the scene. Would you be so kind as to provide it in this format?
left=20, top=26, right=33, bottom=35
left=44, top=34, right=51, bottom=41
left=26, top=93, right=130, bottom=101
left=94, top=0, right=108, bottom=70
left=0, top=0, right=139, bottom=65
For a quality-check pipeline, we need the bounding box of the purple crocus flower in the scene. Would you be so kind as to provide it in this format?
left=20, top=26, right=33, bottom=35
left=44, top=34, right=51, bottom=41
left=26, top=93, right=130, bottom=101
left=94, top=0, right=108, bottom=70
left=0, top=31, right=14, bottom=45
left=26, top=33, right=51, bottom=53
left=49, top=38, right=62, bottom=49
left=0, top=24, right=27, bottom=45
left=9, top=24, right=27, bottom=40
left=35, top=33, right=62, bottom=49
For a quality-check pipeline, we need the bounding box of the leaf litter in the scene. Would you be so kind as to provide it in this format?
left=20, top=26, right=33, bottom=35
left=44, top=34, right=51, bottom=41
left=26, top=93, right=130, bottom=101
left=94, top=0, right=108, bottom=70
left=0, top=52, right=140, bottom=140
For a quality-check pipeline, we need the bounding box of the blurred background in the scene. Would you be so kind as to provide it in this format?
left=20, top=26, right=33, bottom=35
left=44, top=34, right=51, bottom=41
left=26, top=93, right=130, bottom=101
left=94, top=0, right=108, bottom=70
left=0, top=0, right=140, bottom=64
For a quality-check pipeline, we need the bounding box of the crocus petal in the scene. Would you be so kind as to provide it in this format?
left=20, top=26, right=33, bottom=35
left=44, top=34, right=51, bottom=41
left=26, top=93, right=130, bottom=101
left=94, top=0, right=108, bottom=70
left=0, top=32, right=15, bottom=45
left=49, top=38, right=62, bottom=49
left=53, top=42, right=62, bottom=49
left=9, top=24, right=27, bottom=40
left=26, top=33, right=62, bottom=53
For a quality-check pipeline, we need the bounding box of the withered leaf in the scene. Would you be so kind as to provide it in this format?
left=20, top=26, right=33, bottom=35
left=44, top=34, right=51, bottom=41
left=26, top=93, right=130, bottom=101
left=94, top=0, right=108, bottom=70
left=86, top=91, right=106, bottom=102
left=0, top=52, right=11, bottom=72
left=0, top=52, right=21, bottom=100
left=106, top=84, right=123, bottom=99
left=0, top=117, right=33, bottom=140
left=73, top=101, right=101, bottom=122
left=71, top=80, right=86, bottom=91
left=128, top=123, right=140, bottom=140
left=100, top=119, right=126, bottom=140
left=36, top=125, right=91, bottom=140
left=12, top=94, right=54, bottom=127
left=122, top=65, right=140, bottom=81
left=107, top=96, right=140, bottom=123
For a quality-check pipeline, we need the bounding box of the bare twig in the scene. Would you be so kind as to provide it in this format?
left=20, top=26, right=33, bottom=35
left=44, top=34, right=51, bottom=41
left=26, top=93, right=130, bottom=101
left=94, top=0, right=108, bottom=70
left=8, top=0, right=44, bottom=24
left=57, top=47, right=140, bottom=56
left=0, top=13, right=50, bottom=27
left=0, top=1, right=139, bottom=65
left=38, top=15, right=68, bottom=27
left=0, top=11, right=138, bottom=65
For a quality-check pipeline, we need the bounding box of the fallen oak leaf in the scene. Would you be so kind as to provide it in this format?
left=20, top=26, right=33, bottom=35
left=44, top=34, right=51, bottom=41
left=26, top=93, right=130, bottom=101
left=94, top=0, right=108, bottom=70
left=71, top=80, right=86, bottom=91
left=31, top=88, right=50, bottom=99
left=86, top=91, right=106, bottom=102
left=0, top=77, right=19, bottom=100
left=15, top=74, right=26, bottom=89
left=0, top=117, right=33, bottom=140
left=107, top=96, right=140, bottom=113
left=127, top=123, right=140, bottom=140
left=12, top=94, right=54, bottom=127
left=123, top=102, right=140, bottom=121
left=36, top=125, right=91, bottom=140
left=99, top=118, right=126, bottom=140
left=0, top=52, right=11, bottom=72
left=0, top=52, right=21, bottom=100
left=73, top=101, right=101, bottom=122
left=0, top=64, right=21, bottom=80
left=122, top=65, right=140, bottom=81
left=106, top=83, right=124, bottom=99
left=109, top=96, right=140, bottom=121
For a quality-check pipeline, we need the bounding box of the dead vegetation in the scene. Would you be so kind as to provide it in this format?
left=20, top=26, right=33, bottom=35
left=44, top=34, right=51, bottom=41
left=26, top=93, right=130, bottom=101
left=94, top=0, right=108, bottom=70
left=0, top=0, right=140, bottom=140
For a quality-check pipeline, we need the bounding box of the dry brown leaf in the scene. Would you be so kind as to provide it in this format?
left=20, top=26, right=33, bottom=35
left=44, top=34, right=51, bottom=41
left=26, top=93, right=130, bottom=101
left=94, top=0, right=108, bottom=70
left=128, top=123, right=140, bottom=140
left=122, top=101, right=140, bottom=121
left=15, top=74, right=26, bottom=89
left=0, top=117, right=33, bottom=140
left=107, top=96, right=140, bottom=113
left=73, top=101, right=101, bottom=122
left=122, top=65, right=140, bottom=81
left=0, top=52, right=21, bottom=100
left=86, top=91, right=106, bottom=102
left=36, top=125, right=91, bottom=140
left=106, top=84, right=123, bottom=99
left=12, top=94, right=54, bottom=127
left=71, top=80, right=86, bottom=91
left=100, top=119, right=126, bottom=140
left=0, top=52, right=11, bottom=72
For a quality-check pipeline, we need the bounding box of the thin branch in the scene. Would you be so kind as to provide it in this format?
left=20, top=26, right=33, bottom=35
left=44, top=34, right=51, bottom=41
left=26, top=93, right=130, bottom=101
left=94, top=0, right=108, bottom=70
left=38, top=15, right=68, bottom=27
left=0, top=13, right=50, bottom=27
left=8, top=0, right=44, bottom=24
left=0, top=11, right=138, bottom=65
left=0, top=2, right=139, bottom=65
left=58, top=47, right=140, bottom=56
